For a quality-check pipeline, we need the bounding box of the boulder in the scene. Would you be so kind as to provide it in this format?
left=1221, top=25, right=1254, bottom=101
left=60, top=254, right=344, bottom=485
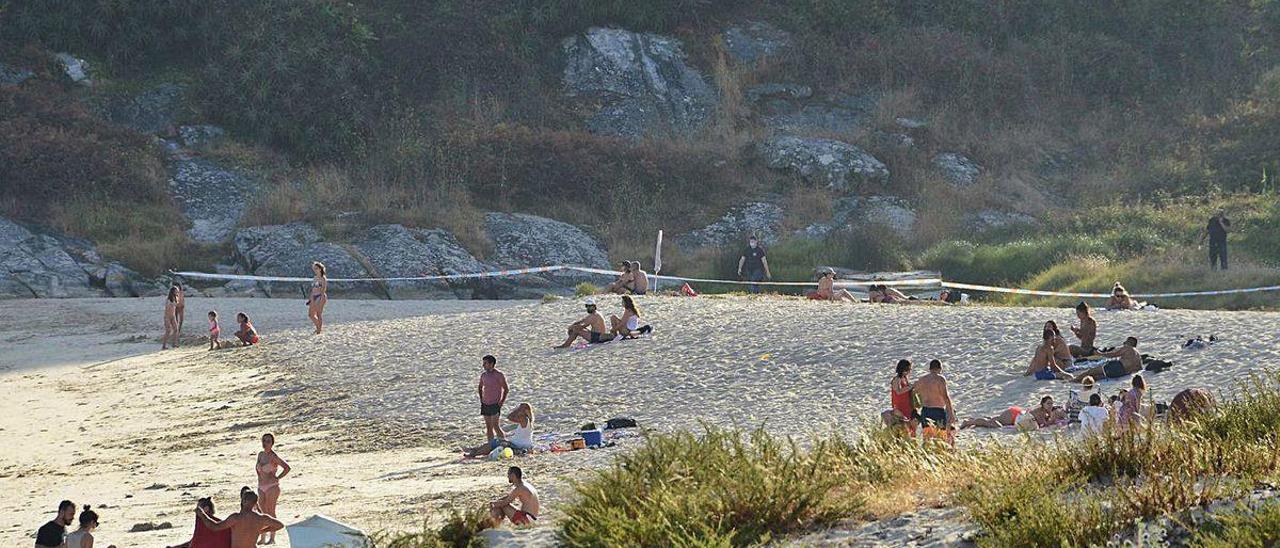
left=723, top=21, right=793, bottom=65
left=677, top=202, right=785, bottom=251
left=232, top=223, right=375, bottom=297
left=0, top=216, right=156, bottom=298
left=168, top=155, right=257, bottom=243
left=54, top=53, right=90, bottom=85
left=802, top=196, right=916, bottom=238
left=100, top=83, right=186, bottom=134
left=353, top=224, right=488, bottom=299
left=933, top=152, right=982, bottom=186
left=965, top=210, right=1037, bottom=232
left=563, top=27, right=716, bottom=138
left=178, top=125, right=226, bottom=149
left=485, top=213, right=610, bottom=293
left=0, top=62, right=34, bottom=86
left=758, top=136, right=889, bottom=190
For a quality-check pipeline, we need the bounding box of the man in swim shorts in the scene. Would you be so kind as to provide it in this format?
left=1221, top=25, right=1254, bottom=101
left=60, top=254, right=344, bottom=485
left=913, top=359, right=955, bottom=444
left=1072, top=337, right=1143, bottom=382
left=554, top=299, right=614, bottom=348
left=478, top=355, right=509, bottom=446
left=490, top=466, right=540, bottom=527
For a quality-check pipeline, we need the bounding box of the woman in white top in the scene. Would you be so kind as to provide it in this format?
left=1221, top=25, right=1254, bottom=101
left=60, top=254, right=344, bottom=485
left=1079, top=393, right=1110, bottom=436
left=463, top=403, right=535, bottom=456
left=65, top=505, right=112, bottom=548
left=609, top=295, right=650, bottom=338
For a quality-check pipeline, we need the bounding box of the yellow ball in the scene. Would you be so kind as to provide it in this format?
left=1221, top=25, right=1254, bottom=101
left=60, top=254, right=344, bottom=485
left=502, top=447, right=514, bottom=459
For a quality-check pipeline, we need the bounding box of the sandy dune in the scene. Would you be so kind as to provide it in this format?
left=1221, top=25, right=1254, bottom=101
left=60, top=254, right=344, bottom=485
left=3, top=295, right=1278, bottom=546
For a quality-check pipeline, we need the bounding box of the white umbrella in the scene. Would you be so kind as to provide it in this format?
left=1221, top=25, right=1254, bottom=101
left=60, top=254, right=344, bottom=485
left=285, top=514, right=370, bottom=548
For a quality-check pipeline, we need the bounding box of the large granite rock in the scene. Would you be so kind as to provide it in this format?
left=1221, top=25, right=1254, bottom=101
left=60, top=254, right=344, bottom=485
left=168, top=154, right=257, bottom=243
left=0, top=62, right=34, bottom=86
left=563, top=27, right=716, bottom=138
left=353, top=224, right=488, bottom=299
left=802, top=196, right=917, bottom=239
left=756, top=91, right=876, bottom=135
left=485, top=213, right=609, bottom=293
left=232, top=223, right=376, bottom=297
left=758, top=136, right=889, bottom=190
left=54, top=53, right=90, bottom=85
left=100, top=83, right=186, bottom=134
left=677, top=202, right=785, bottom=252
left=723, top=21, right=792, bottom=65
left=933, top=152, right=982, bottom=187
left=0, top=217, right=159, bottom=298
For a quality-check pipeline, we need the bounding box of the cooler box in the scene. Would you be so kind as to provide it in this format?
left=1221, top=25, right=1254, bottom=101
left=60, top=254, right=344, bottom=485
left=580, top=429, right=603, bottom=447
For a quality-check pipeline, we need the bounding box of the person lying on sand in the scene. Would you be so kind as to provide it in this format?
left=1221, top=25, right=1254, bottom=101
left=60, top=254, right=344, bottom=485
left=881, top=359, right=918, bottom=436
left=555, top=299, right=614, bottom=348
left=1072, top=337, right=1143, bottom=382
left=167, top=496, right=231, bottom=548
left=234, top=313, right=258, bottom=346
left=465, top=403, right=535, bottom=457
left=1105, top=282, right=1136, bottom=310
left=868, top=284, right=911, bottom=304
left=1069, top=301, right=1098, bottom=357
left=1026, top=325, right=1073, bottom=380
left=608, top=295, right=651, bottom=339
left=914, top=359, right=955, bottom=445
left=811, top=268, right=856, bottom=302
left=489, top=466, right=540, bottom=527
left=196, top=487, right=283, bottom=548
left=604, top=261, right=633, bottom=294
left=960, top=405, right=1025, bottom=429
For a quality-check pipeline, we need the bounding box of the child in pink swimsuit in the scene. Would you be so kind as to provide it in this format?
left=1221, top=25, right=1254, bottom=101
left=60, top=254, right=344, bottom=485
left=208, top=311, right=221, bottom=350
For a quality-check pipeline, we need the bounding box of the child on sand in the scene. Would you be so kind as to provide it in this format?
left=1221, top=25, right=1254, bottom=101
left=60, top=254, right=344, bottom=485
left=235, top=313, right=259, bottom=346
left=208, top=311, right=221, bottom=350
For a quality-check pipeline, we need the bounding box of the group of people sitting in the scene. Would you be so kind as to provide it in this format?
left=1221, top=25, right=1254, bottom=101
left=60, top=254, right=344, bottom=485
left=555, top=295, right=652, bottom=348
left=960, top=374, right=1151, bottom=435
left=1024, top=302, right=1151, bottom=382
left=808, top=268, right=919, bottom=304
left=604, top=261, right=649, bottom=295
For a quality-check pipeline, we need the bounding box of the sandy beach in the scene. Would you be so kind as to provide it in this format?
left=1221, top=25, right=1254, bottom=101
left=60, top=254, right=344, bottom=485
left=3, top=295, right=1278, bottom=546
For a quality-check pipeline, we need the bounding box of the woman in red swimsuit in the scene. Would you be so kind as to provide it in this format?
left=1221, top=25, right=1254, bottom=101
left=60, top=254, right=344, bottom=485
left=882, top=359, right=918, bottom=436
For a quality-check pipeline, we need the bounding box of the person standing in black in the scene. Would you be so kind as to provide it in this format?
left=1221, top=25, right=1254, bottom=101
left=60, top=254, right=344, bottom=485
left=1201, top=210, right=1230, bottom=270
left=736, top=234, right=771, bottom=293
left=35, top=500, right=75, bottom=547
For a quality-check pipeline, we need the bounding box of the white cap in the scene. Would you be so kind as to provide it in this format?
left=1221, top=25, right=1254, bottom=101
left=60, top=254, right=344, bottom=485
left=584, top=298, right=597, bottom=306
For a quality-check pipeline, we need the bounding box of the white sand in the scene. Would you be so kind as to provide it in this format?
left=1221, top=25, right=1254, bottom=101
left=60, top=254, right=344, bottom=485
left=3, top=295, right=1278, bottom=546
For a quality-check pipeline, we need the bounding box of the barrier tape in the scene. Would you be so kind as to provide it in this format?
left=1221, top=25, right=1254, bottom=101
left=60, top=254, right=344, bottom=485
left=941, top=281, right=1280, bottom=299
left=566, top=266, right=942, bottom=288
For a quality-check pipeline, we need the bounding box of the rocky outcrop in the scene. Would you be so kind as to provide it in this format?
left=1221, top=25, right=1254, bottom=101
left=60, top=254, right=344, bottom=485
left=99, top=83, right=186, bottom=134
left=677, top=202, right=785, bottom=251
left=802, top=196, right=917, bottom=238
left=0, top=217, right=160, bottom=298
left=965, top=210, right=1037, bottom=232
left=55, top=53, right=90, bottom=85
left=232, top=223, right=376, bottom=297
left=178, top=125, right=225, bottom=150
left=723, top=21, right=793, bottom=65
left=563, top=27, right=716, bottom=138
left=933, top=152, right=982, bottom=186
left=756, top=92, right=876, bottom=135
left=758, top=136, right=889, bottom=190
left=745, top=83, right=812, bottom=103
left=485, top=213, right=609, bottom=293
left=0, top=62, right=34, bottom=86
left=168, top=154, right=257, bottom=244
left=354, top=224, right=488, bottom=299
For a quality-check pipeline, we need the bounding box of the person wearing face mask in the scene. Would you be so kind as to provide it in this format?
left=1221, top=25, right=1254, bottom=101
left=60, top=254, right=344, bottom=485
left=736, top=234, right=771, bottom=293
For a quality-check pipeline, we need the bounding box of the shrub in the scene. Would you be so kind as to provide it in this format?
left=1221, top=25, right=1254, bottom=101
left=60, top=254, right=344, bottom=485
left=1192, top=501, right=1280, bottom=548
left=573, top=283, right=599, bottom=298
left=370, top=506, right=490, bottom=548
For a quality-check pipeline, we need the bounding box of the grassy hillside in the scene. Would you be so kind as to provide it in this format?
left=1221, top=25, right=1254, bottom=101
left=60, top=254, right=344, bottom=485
left=3, top=1, right=1280, bottom=300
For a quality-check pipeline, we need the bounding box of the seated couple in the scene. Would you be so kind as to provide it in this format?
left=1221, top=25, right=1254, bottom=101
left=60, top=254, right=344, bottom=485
left=868, top=284, right=912, bottom=303
left=465, top=403, right=535, bottom=457
left=808, top=268, right=856, bottom=302
left=605, top=261, right=649, bottom=295
left=554, top=296, right=651, bottom=348
left=960, top=395, right=1066, bottom=430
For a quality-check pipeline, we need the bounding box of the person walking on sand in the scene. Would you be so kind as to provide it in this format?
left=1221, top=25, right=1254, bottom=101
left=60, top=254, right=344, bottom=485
left=307, top=261, right=328, bottom=335
left=555, top=299, right=614, bottom=347
left=234, top=313, right=258, bottom=346
left=254, top=433, right=290, bottom=545
left=489, top=466, right=541, bottom=527
left=913, top=359, right=955, bottom=445
left=881, top=359, right=918, bottom=436
left=479, top=355, right=509, bottom=447
left=1072, top=337, right=1143, bottom=382
left=167, top=496, right=231, bottom=548
left=737, top=234, right=771, bottom=294
left=1201, top=210, right=1230, bottom=270
left=1069, top=302, right=1098, bottom=357
left=34, top=500, right=76, bottom=548
left=163, top=285, right=180, bottom=349
left=197, top=487, right=284, bottom=548
left=1118, top=374, right=1147, bottom=431
left=207, top=311, right=221, bottom=351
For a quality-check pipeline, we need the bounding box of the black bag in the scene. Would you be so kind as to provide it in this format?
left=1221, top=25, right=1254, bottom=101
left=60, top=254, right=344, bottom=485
left=606, top=417, right=638, bottom=430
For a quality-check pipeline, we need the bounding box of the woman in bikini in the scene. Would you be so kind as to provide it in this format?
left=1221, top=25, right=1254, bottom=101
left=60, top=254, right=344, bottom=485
left=255, top=433, right=290, bottom=545
left=162, top=285, right=179, bottom=349
left=1106, top=282, right=1136, bottom=310
left=881, top=359, right=917, bottom=436
left=307, top=261, right=328, bottom=335
left=1026, top=325, right=1073, bottom=380
left=173, top=283, right=186, bottom=340
left=609, top=295, right=650, bottom=338
left=960, top=406, right=1025, bottom=428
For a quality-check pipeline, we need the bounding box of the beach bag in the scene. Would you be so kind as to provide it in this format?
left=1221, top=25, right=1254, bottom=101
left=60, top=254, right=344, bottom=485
left=606, top=418, right=638, bottom=430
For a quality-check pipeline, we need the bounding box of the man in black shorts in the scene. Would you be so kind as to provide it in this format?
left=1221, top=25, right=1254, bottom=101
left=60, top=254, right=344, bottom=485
left=478, top=355, right=509, bottom=448
left=1073, top=337, right=1143, bottom=382
left=35, top=500, right=75, bottom=548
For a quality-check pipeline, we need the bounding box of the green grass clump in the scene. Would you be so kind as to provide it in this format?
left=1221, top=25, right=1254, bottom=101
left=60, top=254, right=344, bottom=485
left=573, top=283, right=599, bottom=298
left=559, top=427, right=861, bottom=546
left=1192, top=501, right=1280, bottom=547
left=371, top=506, right=490, bottom=548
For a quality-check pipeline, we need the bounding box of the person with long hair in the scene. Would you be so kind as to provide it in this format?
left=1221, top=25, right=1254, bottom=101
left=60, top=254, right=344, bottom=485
left=881, top=359, right=918, bottom=436
left=234, top=313, right=259, bottom=346
left=254, top=433, right=290, bottom=545
left=65, top=505, right=114, bottom=548
left=174, top=282, right=186, bottom=341
left=465, top=402, right=535, bottom=457
left=307, top=261, right=328, bottom=334
left=163, top=285, right=180, bottom=349
left=1027, top=326, right=1072, bottom=380
left=609, top=295, right=651, bottom=338
left=167, top=497, right=230, bottom=548
left=1118, top=374, right=1147, bottom=430
left=1069, top=301, right=1098, bottom=357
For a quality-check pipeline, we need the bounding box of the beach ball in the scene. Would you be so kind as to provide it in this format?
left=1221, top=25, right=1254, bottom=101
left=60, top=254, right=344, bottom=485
left=502, top=447, right=514, bottom=459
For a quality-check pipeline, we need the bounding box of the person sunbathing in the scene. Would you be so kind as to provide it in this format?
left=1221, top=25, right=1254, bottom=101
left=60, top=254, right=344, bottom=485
left=489, top=466, right=540, bottom=527
left=960, top=405, right=1025, bottom=429
left=1026, top=326, right=1072, bottom=380
left=1069, top=301, right=1098, bottom=357
left=629, top=261, right=649, bottom=295
left=812, top=268, right=856, bottom=302
left=1105, top=282, right=1136, bottom=310
left=1027, top=395, right=1067, bottom=428
left=1072, top=337, right=1143, bottom=382
left=608, top=295, right=650, bottom=338
left=554, top=299, right=613, bottom=348
left=869, top=284, right=910, bottom=303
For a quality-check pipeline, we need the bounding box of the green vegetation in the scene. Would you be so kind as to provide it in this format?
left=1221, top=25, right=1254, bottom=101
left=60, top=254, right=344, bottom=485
left=1192, top=501, right=1280, bottom=547
left=370, top=507, right=490, bottom=548
left=573, top=283, right=599, bottom=298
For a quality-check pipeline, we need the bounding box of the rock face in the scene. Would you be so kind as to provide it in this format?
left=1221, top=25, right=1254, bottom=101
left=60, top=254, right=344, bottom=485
left=802, top=196, right=917, bottom=238
left=354, top=224, right=488, bottom=299
left=933, top=152, right=982, bottom=186
left=55, top=53, right=90, bottom=84
left=100, top=83, right=186, bottom=134
left=232, top=223, right=376, bottom=297
left=563, top=27, right=716, bottom=138
left=723, top=21, right=793, bottom=65
left=677, top=202, right=785, bottom=251
left=756, top=92, right=875, bottom=135
left=0, top=62, right=34, bottom=86
left=168, top=155, right=257, bottom=244
left=745, top=83, right=812, bottom=103
left=0, top=217, right=159, bottom=298
left=758, top=136, right=889, bottom=190
left=485, top=213, right=610, bottom=293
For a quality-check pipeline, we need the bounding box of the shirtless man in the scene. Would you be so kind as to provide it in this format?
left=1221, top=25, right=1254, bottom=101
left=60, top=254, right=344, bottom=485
left=605, top=262, right=633, bottom=294
left=197, top=487, right=283, bottom=548
left=490, top=466, right=540, bottom=527
left=1069, top=301, right=1098, bottom=357
left=629, top=261, right=649, bottom=295
left=554, top=299, right=614, bottom=348
left=913, top=359, right=955, bottom=444
left=1027, top=327, right=1072, bottom=380
left=1072, top=337, right=1143, bottom=382
left=813, top=268, right=856, bottom=302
